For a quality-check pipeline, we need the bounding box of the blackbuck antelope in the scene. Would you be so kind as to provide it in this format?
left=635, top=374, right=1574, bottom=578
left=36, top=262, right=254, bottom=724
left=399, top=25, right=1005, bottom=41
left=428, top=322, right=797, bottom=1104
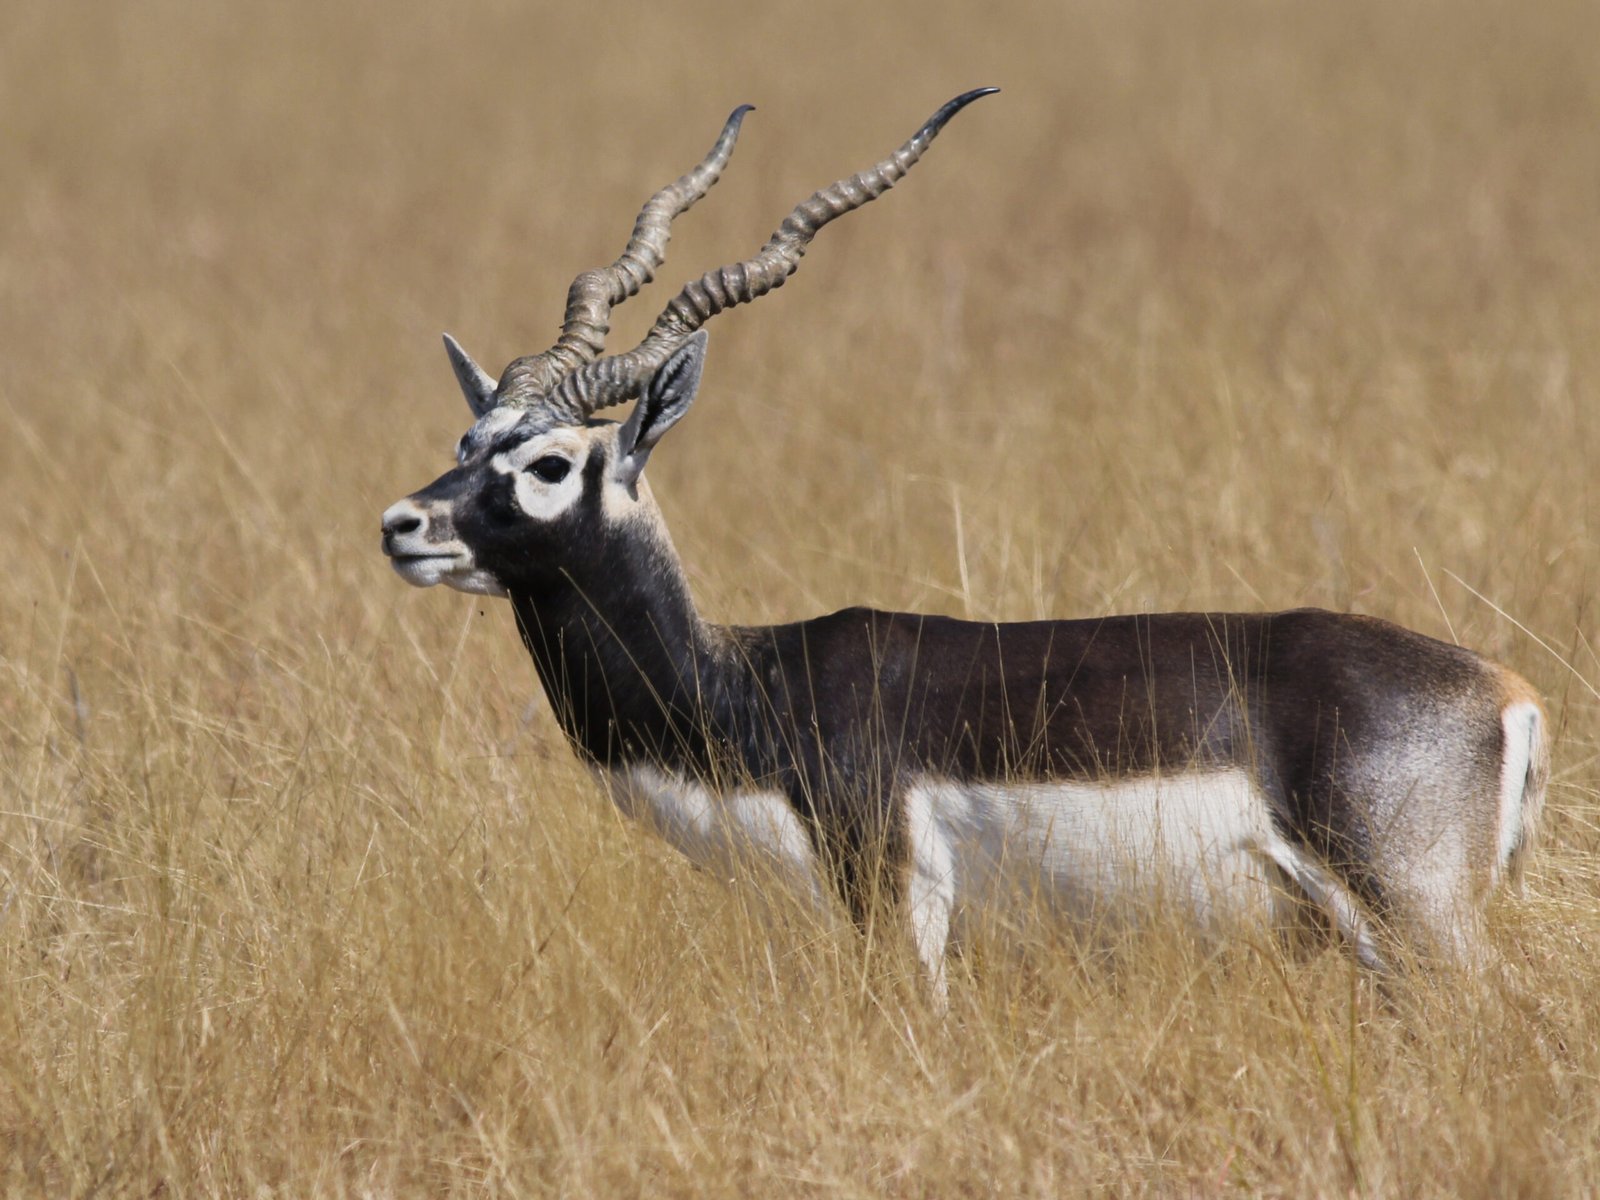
left=381, top=91, right=1547, bottom=1001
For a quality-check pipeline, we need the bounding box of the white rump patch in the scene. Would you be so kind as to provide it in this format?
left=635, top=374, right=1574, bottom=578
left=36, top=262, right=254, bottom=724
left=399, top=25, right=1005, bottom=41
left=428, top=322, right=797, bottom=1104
left=1495, top=700, right=1545, bottom=883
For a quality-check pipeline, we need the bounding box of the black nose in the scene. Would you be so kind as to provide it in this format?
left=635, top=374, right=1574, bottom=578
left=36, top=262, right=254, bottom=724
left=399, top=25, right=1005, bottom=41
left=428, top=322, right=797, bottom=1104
left=385, top=514, right=422, bottom=537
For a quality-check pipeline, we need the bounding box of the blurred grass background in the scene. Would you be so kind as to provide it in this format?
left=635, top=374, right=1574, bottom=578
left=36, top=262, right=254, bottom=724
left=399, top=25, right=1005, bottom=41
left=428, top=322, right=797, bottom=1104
left=3, top=0, right=1600, bottom=1194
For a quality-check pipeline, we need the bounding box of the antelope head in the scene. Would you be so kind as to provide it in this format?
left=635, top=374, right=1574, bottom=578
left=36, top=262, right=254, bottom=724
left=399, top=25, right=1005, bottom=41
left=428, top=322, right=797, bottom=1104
left=380, top=90, right=997, bottom=600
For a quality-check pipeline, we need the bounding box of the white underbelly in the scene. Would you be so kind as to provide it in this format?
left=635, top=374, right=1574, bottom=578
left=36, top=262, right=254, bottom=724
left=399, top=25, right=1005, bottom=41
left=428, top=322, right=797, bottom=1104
left=598, top=762, right=1379, bottom=996
left=601, top=762, right=1289, bottom=920
left=906, top=768, right=1291, bottom=928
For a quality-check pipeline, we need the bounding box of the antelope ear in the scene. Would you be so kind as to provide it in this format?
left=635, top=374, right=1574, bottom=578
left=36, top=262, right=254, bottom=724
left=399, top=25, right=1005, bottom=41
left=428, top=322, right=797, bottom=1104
left=443, top=333, right=498, bottom=418
left=616, top=332, right=707, bottom=486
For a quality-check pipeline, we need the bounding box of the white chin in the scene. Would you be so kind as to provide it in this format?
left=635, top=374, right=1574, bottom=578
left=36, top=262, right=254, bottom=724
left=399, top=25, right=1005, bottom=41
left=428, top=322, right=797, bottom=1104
left=390, top=555, right=509, bottom=598
left=441, top=569, right=509, bottom=598
left=390, top=556, right=456, bottom=588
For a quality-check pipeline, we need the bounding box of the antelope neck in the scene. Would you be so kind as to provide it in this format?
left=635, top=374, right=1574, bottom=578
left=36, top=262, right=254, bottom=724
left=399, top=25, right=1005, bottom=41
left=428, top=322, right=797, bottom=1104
left=508, top=539, right=754, bottom=774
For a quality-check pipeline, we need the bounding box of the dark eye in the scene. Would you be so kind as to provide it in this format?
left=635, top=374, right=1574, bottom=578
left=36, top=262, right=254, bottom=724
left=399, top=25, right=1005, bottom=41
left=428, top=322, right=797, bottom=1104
left=529, top=455, right=571, bottom=483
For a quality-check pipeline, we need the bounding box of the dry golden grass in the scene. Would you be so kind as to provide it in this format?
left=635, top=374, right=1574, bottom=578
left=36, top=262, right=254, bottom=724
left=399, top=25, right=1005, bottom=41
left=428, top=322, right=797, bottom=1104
left=4, top=0, right=1600, bottom=1193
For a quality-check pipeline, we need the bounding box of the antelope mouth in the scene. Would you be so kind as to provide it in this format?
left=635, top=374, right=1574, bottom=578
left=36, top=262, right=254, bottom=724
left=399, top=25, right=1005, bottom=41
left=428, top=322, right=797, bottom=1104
left=386, top=549, right=508, bottom=598
left=387, top=549, right=468, bottom=588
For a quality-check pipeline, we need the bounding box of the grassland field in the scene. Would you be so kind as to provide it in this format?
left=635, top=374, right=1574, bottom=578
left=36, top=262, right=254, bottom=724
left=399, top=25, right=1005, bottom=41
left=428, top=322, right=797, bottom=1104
left=4, top=0, right=1600, bottom=1194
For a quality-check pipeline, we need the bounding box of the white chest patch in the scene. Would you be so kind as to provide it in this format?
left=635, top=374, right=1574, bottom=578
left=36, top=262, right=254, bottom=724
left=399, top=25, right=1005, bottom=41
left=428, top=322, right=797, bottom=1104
left=596, top=764, right=826, bottom=911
